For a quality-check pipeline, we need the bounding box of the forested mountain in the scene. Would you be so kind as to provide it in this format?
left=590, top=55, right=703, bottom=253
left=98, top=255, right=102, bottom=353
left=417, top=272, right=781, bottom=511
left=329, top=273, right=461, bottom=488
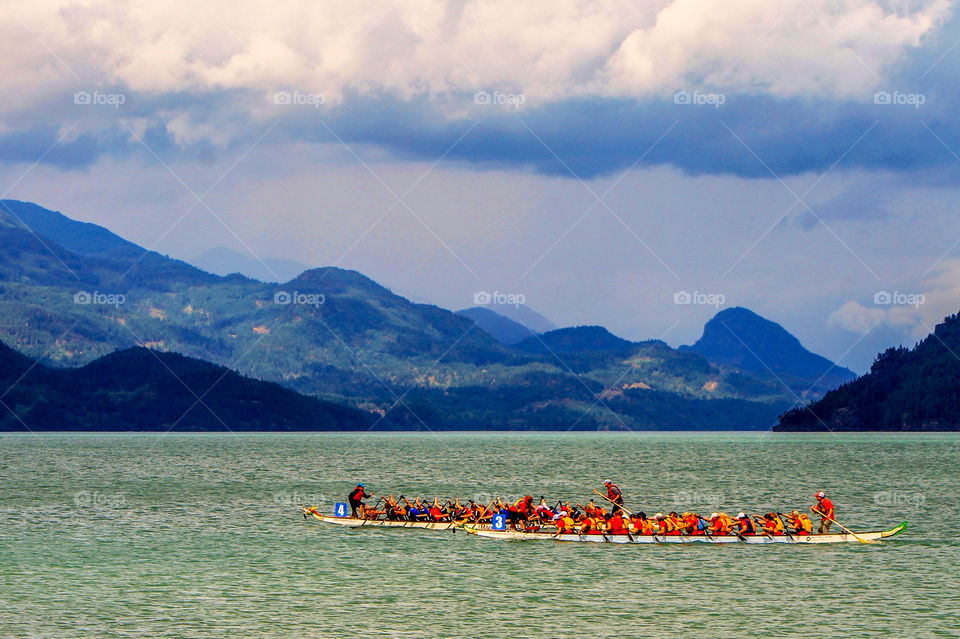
left=0, top=340, right=376, bottom=431
left=776, top=312, right=960, bottom=431
left=682, top=307, right=856, bottom=397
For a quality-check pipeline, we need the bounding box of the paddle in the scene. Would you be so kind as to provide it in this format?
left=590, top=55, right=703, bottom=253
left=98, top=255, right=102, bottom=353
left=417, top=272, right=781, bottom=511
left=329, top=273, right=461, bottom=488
left=812, top=508, right=874, bottom=544
left=752, top=515, right=778, bottom=542
left=777, top=512, right=805, bottom=541
left=592, top=488, right=631, bottom=515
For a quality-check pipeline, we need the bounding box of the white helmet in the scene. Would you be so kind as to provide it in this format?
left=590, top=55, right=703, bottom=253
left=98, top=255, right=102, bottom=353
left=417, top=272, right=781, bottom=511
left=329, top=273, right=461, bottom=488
left=736, top=512, right=746, bottom=519
left=709, top=513, right=718, bottom=519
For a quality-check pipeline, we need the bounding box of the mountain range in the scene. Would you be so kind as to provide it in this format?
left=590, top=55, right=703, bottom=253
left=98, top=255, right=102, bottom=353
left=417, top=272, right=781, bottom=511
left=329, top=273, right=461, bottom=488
left=0, top=199, right=860, bottom=430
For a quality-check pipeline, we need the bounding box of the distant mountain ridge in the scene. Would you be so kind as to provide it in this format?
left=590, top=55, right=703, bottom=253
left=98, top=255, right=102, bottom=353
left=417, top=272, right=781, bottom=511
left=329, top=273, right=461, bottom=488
left=682, top=307, right=856, bottom=396
left=456, top=307, right=535, bottom=345
left=194, top=246, right=311, bottom=282
left=776, top=311, right=960, bottom=431
left=0, top=340, right=376, bottom=431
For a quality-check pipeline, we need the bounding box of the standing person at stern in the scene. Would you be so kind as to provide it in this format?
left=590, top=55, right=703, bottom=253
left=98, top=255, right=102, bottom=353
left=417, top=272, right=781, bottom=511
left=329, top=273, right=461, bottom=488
left=811, top=491, right=834, bottom=534
left=349, top=482, right=373, bottom=518
left=604, top=480, right=624, bottom=513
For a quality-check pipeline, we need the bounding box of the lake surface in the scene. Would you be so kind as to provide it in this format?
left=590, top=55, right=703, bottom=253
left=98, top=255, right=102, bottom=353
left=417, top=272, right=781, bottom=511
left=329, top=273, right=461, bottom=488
left=2, top=431, right=958, bottom=638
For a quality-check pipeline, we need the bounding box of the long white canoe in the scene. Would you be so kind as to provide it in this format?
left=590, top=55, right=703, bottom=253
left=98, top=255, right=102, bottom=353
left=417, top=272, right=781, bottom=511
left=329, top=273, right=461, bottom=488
left=301, top=507, right=488, bottom=530
left=463, top=521, right=908, bottom=544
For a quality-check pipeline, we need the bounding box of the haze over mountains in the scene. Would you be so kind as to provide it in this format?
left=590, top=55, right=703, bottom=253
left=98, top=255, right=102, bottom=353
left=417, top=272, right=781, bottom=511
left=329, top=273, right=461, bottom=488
left=0, top=199, right=863, bottom=430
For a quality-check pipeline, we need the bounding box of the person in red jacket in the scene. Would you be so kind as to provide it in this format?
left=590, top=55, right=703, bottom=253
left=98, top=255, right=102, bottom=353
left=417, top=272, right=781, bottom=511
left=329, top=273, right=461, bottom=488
left=348, top=483, right=372, bottom=518
left=607, top=511, right=629, bottom=535
left=811, top=491, right=835, bottom=533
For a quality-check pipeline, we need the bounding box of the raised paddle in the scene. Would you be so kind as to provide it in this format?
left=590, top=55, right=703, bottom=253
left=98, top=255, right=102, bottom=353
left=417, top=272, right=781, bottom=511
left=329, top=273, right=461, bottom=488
left=812, top=508, right=874, bottom=544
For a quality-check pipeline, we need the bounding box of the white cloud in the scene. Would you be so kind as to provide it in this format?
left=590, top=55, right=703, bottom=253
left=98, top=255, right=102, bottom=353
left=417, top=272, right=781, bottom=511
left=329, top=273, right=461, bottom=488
left=830, top=257, right=960, bottom=337
left=0, top=0, right=950, bottom=111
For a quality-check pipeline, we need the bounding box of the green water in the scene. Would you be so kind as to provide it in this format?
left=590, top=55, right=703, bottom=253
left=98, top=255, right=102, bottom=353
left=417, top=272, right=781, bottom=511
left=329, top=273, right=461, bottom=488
left=2, top=432, right=958, bottom=638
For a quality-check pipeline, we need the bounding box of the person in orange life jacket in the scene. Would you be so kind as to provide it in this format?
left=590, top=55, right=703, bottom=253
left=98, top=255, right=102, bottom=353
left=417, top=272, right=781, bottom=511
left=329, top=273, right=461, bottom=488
left=607, top=510, right=629, bottom=535
left=708, top=513, right=731, bottom=535
left=603, top=480, right=625, bottom=513
left=553, top=511, right=575, bottom=534
left=681, top=512, right=702, bottom=535
left=579, top=512, right=603, bottom=535
left=812, top=491, right=835, bottom=533
left=762, top=513, right=784, bottom=535
left=787, top=510, right=813, bottom=534
left=735, top=513, right=757, bottom=535
left=651, top=512, right=668, bottom=534
left=667, top=511, right=684, bottom=535
left=348, top=483, right=372, bottom=518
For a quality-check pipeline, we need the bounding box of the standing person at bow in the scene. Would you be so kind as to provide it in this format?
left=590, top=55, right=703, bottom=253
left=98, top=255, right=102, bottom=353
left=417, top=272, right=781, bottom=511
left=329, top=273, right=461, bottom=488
left=602, top=480, right=625, bottom=513
left=348, top=482, right=373, bottom=518
left=811, top=491, right=835, bottom=533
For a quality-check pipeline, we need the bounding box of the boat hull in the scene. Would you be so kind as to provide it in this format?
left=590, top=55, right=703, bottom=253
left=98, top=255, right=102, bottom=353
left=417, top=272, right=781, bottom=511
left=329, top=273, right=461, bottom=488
left=463, top=521, right=907, bottom=544
left=302, top=508, right=488, bottom=530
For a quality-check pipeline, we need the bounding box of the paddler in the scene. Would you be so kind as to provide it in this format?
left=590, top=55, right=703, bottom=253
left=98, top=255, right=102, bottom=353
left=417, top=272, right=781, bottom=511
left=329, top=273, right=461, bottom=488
left=761, top=512, right=784, bottom=535
left=402, top=496, right=429, bottom=521
left=348, top=482, right=373, bottom=518
left=811, top=491, right=835, bottom=533
left=383, top=494, right=405, bottom=520
left=667, top=511, right=684, bottom=535
left=735, top=512, right=757, bottom=535
left=603, top=480, right=625, bottom=513
left=652, top=512, right=672, bottom=535
left=681, top=512, right=702, bottom=535
left=554, top=511, right=575, bottom=534
left=787, top=510, right=813, bottom=534
left=579, top=512, right=602, bottom=535
left=535, top=496, right=555, bottom=520
left=607, top=510, right=629, bottom=535
left=708, top=512, right=733, bottom=535
left=632, top=511, right=654, bottom=535
left=428, top=498, right=449, bottom=522
left=509, top=495, right=535, bottom=530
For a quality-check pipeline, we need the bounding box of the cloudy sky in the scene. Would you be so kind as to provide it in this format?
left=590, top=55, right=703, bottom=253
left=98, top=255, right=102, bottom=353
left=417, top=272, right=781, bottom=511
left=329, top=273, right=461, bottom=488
left=4, top=0, right=960, bottom=372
